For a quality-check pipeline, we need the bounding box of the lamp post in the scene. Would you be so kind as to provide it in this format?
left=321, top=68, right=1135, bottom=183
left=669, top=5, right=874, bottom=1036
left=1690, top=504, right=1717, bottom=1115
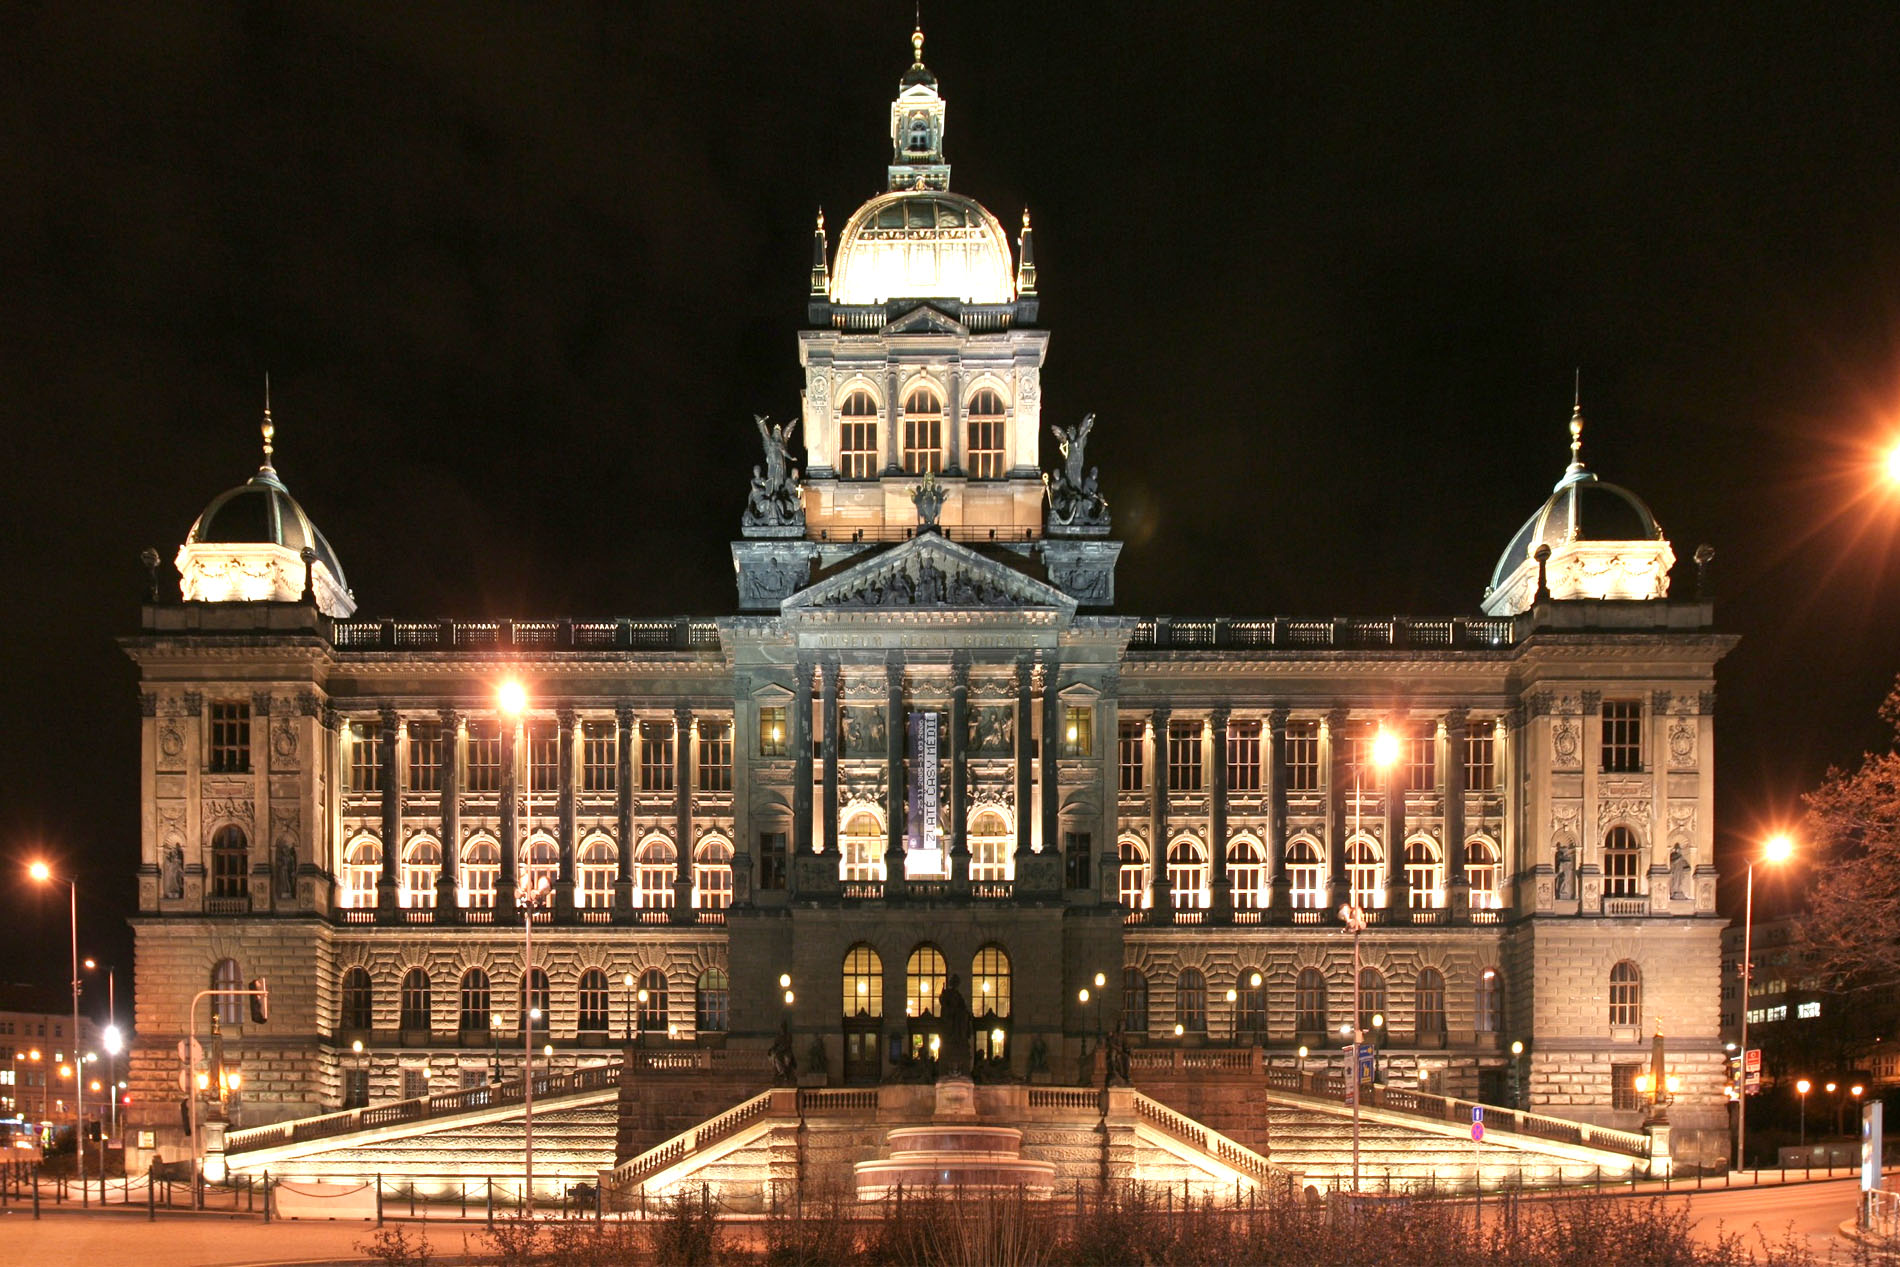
left=1737, top=833, right=1794, bottom=1170
left=1796, top=1078, right=1812, bottom=1148
left=1337, top=723, right=1397, bottom=1196
left=1226, top=988, right=1239, bottom=1042
left=1510, top=1040, right=1525, bottom=1110
left=623, top=973, right=636, bottom=1044
left=1827, top=1081, right=1840, bottom=1137
left=29, top=861, right=85, bottom=1198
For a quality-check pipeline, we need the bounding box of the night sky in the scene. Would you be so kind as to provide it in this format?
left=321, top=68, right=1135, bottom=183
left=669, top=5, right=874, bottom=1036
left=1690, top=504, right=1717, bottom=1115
left=4, top=3, right=1898, bottom=1010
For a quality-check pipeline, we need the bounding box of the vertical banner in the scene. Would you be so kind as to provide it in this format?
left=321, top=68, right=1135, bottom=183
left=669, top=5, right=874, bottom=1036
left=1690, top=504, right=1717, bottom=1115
left=908, top=711, right=941, bottom=857
left=1864, top=1100, right=1884, bottom=1193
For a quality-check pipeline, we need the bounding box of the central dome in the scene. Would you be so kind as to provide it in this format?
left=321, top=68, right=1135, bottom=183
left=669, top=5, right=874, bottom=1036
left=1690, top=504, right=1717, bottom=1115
left=830, top=191, right=1015, bottom=306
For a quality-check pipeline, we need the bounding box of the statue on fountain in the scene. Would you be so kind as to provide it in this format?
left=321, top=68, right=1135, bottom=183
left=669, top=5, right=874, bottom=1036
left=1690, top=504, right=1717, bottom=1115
left=937, top=973, right=973, bottom=1079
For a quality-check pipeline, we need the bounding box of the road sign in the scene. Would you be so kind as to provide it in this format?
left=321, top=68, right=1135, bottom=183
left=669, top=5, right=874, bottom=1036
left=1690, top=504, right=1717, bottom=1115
left=1472, top=1105, right=1484, bottom=1124
left=1472, top=1120, right=1485, bottom=1142
left=1744, top=1047, right=1762, bottom=1092
left=1356, top=1044, right=1375, bottom=1085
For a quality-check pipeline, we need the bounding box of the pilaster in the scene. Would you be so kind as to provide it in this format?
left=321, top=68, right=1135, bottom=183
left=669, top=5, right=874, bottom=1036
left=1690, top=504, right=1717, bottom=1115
left=435, top=710, right=462, bottom=919
left=555, top=708, right=578, bottom=918
left=376, top=706, right=401, bottom=921
left=1209, top=707, right=1232, bottom=921
left=672, top=706, right=695, bottom=922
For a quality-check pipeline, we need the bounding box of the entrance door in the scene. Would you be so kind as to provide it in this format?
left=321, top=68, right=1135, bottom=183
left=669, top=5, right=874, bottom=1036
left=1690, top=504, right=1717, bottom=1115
left=843, top=1018, right=881, bottom=1084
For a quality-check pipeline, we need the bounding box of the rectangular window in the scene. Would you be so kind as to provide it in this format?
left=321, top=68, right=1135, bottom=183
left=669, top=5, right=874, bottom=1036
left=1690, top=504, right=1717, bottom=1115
left=758, top=831, right=788, bottom=892
left=840, top=420, right=878, bottom=479
left=527, top=723, right=559, bottom=793
left=208, top=702, right=252, bottom=774
left=1063, top=706, right=1093, bottom=758
left=759, top=707, right=789, bottom=758
left=1406, top=726, right=1435, bottom=792
left=1602, top=700, right=1643, bottom=773
left=641, top=721, right=675, bottom=791
left=1167, top=720, right=1203, bottom=792
left=342, top=1068, right=370, bottom=1109
left=1464, top=724, right=1496, bottom=792
left=698, top=720, right=733, bottom=791
left=407, top=723, right=442, bottom=793
left=582, top=721, right=617, bottom=792
left=464, top=721, right=501, bottom=792
left=1611, top=1063, right=1643, bottom=1112
left=401, top=1068, right=429, bottom=1102
left=1226, top=721, right=1262, bottom=793
left=902, top=415, right=943, bottom=474
left=350, top=720, right=382, bottom=792
left=461, top=1067, right=487, bottom=1090
left=1284, top=722, right=1319, bottom=792
left=966, top=418, right=1005, bottom=479
left=1118, top=722, right=1145, bottom=792
left=1064, top=832, right=1091, bottom=890
left=1796, top=1001, right=1821, bottom=1019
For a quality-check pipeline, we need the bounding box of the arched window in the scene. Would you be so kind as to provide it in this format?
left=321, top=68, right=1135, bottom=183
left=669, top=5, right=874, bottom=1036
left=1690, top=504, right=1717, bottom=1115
left=519, top=967, right=549, bottom=1032
left=1228, top=837, right=1265, bottom=910
left=1235, top=968, right=1267, bottom=1033
left=694, top=837, right=733, bottom=909
left=459, top=968, right=491, bottom=1033
left=1118, top=837, right=1149, bottom=909
left=972, top=945, right=1011, bottom=1019
left=576, top=969, right=610, bottom=1033
left=1347, top=836, right=1383, bottom=909
left=460, top=837, right=499, bottom=909
left=842, top=813, right=885, bottom=883
left=1167, top=837, right=1208, bottom=910
left=213, top=958, right=243, bottom=1024
left=906, top=945, right=947, bottom=1017
left=340, top=965, right=373, bottom=1031
left=1177, top=968, right=1208, bottom=1033
left=636, top=837, right=676, bottom=908
left=1475, top=967, right=1502, bottom=1034
left=342, top=836, right=381, bottom=909
left=402, top=837, right=440, bottom=909
left=696, top=968, right=729, bottom=1033
left=902, top=386, right=943, bottom=474
left=965, top=387, right=1006, bottom=479
left=639, top=968, right=668, bottom=1032
left=1357, top=967, right=1387, bottom=1037
left=1609, top=960, right=1642, bottom=1027
left=1465, top=837, right=1502, bottom=910
left=1123, top=967, right=1149, bottom=1033
left=1404, top=838, right=1443, bottom=909
left=211, top=825, right=249, bottom=900
left=1415, top=968, right=1447, bottom=1040
left=838, top=388, right=879, bottom=479
left=843, top=945, right=884, bottom=1018
left=578, top=836, right=617, bottom=909
left=520, top=836, right=559, bottom=901
left=1286, top=837, right=1325, bottom=910
left=1603, top=827, right=1643, bottom=898
left=1295, top=967, right=1328, bottom=1035
left=969, top=811, right=1012, bottom=883
left=399, top=968, right=431, bottom=1033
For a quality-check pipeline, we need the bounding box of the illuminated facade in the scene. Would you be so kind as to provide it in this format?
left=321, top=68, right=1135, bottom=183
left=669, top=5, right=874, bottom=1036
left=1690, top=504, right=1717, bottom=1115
left=122, top=29, right=1736, bottom=1173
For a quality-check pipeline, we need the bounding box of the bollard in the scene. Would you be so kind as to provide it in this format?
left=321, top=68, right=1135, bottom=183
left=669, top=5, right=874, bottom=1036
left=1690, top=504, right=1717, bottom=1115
left=486, top=1176, right=493, bottom=1228
left=264, top=1171, right=271, bottom=1222
left=148, top=1170, right=156, bottom=1221
left=376, top=1172, right=384, bottom=1227
left=34, top=1166, right=41, bottom=1220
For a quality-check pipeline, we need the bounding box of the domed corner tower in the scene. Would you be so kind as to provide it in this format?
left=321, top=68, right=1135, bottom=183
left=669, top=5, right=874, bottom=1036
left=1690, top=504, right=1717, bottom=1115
left=789, top=24, right=1050, bottom=557
left=1481, top=393, right=1675, bottom=616
left=175, top=402, right=356, bottom=618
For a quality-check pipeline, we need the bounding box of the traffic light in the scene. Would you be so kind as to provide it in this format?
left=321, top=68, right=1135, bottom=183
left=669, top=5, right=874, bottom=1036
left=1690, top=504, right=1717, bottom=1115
left=249, top=977, right=270, bottom=1024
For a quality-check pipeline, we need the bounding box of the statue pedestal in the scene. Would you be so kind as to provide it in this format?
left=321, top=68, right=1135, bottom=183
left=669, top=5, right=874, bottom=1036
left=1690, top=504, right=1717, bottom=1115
left=933, top=1075, right=978, bottom=1122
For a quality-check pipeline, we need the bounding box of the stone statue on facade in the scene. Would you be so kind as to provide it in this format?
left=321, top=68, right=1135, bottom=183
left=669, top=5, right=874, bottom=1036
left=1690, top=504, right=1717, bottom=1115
left=911, top=471, right=946, bottom=531
left=937, top=973, right=973, bottom=1078
left=741, top=415, right=805, bottom=529
left=1044, top=414, right=1109, bottom=527
left=769, top=1019, right=797, bottom=1084
left=1553, top=840, right=1576, bottom=901
left=162, top=842, right=185, bottom=899
left=1668, top=843, right=1692, bottom=899
left=274, top=838, right=297, bottom=900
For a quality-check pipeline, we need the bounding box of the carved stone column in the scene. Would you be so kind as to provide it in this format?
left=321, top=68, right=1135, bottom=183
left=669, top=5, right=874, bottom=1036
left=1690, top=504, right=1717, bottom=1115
left=673, top=706, right=695, bottom=922
left=1323, top=708, right=1349, bottom=910
left=946, top=366, right=964, bottom=473
left=436, top=710, right=462, bottom=919
left=950, top=654, right=971, bottom=893
left=1209, top=708, right=1232, bottom=922
left=1014, top=657, right=1035, bottom=865
left=884, top=368, right=902, bottom=476
left=497, top=714, right=519, bottom=921
left=613, top=706, right=635, bottom=918
left=883, top=654, right=907, bottom=898
left=1148, top=707, right=1172, bottom=920
left=1384, top=728, right=1407, bottom=912
left=1265, top=709, right=1290, bottom=915
left=820, top=660, right=840, bottom=856
left=1444, top=710, right=1470, bottom=919
left=555, top=708, right=578, bottom=918
left=793, top=658, right=815, bottom=867
left=376, top=707, right=402, bottom=921
left=1037, top=657, right=1061, bottom=889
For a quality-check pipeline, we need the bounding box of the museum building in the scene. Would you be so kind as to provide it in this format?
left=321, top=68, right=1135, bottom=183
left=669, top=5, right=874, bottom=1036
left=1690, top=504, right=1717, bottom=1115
left=122, top=30, right=1736, bottom=1169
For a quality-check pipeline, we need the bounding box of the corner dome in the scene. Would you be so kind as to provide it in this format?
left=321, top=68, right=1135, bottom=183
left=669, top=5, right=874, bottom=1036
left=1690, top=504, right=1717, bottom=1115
left=1481, top=401, right=1675, bottom=616
left=175, top=415, right=356, bottom=616
left=829, top=191, right=1015, bottom=307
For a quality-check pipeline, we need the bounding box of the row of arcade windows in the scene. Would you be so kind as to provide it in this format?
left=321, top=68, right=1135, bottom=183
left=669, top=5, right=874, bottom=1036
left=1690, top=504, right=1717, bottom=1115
left=334, top=964, right=729, bottom=1036
left=1115, top=836, right=1506, bottom=911
left=836, top=387, right=1009, bottom=479
left=347, top=719, right=733, bottom=794
left=337, top=835, right=733, bottom=910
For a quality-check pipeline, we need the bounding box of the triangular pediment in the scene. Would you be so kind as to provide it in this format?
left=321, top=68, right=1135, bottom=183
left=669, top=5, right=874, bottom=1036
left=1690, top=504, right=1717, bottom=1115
left=883, top=304, right=969, bottom=336
left=783, top=534, right=1075, bottom=616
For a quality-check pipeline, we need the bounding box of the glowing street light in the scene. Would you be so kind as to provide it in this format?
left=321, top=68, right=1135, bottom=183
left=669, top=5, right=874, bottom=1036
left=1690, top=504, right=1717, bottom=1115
left=28, top=860, right=87, bottom=1199
left=1796, top=1078, right=1812, bottom=1147
left=1737, top=833, right=1795, bottom=1171
left=1338, top=721, right=1398, bottom=1197
left=1885, top=441, right=1900, bottom=486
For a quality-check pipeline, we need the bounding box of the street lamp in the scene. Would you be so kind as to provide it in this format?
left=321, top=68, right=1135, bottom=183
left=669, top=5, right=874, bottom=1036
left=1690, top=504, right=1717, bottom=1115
left=1827, top=1081, right=1841, bottom=1136
left=1736, top=832, right=1795, bottom=1171
left=29, top=861, right=85, bottom=1197
left=1336, top=722, right=1398, bottom=1197
left=1796, top=1078, right=1812, bottom=1147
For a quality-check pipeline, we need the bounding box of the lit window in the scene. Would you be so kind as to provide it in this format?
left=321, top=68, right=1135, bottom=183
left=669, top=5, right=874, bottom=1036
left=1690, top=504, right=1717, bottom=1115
left=1285, top=837, right=1325, bottom=909
left=1284, top=722, right=1319, bottom=791
left=350, top=720, right=381, bottom=792
left=1602, top=700, right=1643, bottom=773
left=1465, top=838, right=1502, bottom=909
left=1404, top=838, right=1443, bottom=909
left=842, top=813, right=886, bottom=883
left=577, top=837, right=616, bottom=909
left=1603, top=827, right=1642, bottom=897
left=1227, top=837, right=1264, bottom=910
left=640, top=721, right=675, bottom=792
left=1118, top=838, right=1148, bottom=909
left=401, top=837, right=439, bottom=908
left=758, top=707, right=789, bottom=758
left=1347, top=836, right=1383, bottom=909
left=972, top=946, right=1011, bottom=1019
left=1796, top=1001, right=1821, bottom=1020
left=697, top=720, right=733, bottom=791
left=459, top=837, right=499, bottom=908
left=901, top=387, right=943, bottom=474
left=1167, top=837, right=1208, bottom=909
left=842, top=945, right=883, bottom=1019
left=906, top=946, right=947, bottom=1018
left=520, top=836, right=558, bottom=900
left=1464, top=723, right=1496, bottom=792
left=969, top=811, right=1012, bottom=883
left=209, top=702, right=252, bottom=774
left=342, top=837, right=381, bottom=908
left=1167, top=721, right=1203, bottom=792
left=694, top=837, right=733, bottom=909
left=838, top=389, right=879, bottom=479
left=1063, top=706, right=1093, bottom=758
left=965, top=387, right=1006, bottom=479
left=1226, top=721, right=1262, bottom=793
left=636, top=838, right=676, bottom=908
left=1118, top=722, right=1145, bottom=792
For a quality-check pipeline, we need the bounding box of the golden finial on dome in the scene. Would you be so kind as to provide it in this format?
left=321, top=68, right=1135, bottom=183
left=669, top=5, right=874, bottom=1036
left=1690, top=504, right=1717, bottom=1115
left=261, top=372, right=276, bottom=469
left=912, top=20, right=925, bottom=66
left=1568, top=368, right=1584, bottom=471
left=816, top=206, right=825, bottom=232
left=1022, top=208, right=1031, bottom=230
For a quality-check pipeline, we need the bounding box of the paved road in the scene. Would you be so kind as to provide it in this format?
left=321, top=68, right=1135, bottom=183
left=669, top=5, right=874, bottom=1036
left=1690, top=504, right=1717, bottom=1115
left=1662, top=1176, right=1864, bottom=1254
